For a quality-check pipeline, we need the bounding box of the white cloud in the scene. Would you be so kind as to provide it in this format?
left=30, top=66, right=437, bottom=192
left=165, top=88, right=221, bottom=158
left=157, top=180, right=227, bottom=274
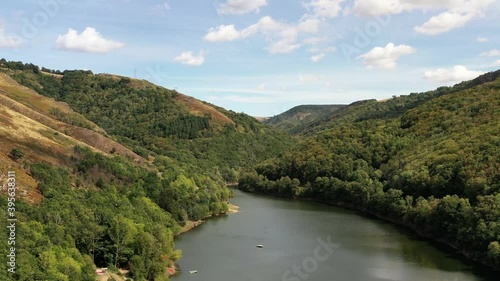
left=304, top=0, right=346, bottom=18
left=414, top=11, right=473, bottom=35
left=267, top=40, right=301, bottom=54
left=477, top=37, right=489, bottom=42
left=297, top=17, right=321, bottom=33
left=481, top=49, right=500, bottom=57
left=494, top=60, right=500, bottom=66
left=218, top=0, right=267, bottom=15
left=311, top=53, right=326, bottom=62
left=358, top=43, right=415, bottom=69
left=0, top=26, right=22, bottom=48
left=351, top=0, right=495, bottom=35
left=424, top=65, right=484, bottom=83
left=174, top=51, right=205, bottom=66
left=309, top=47, right=335, bottom=62
left=204, top=25, right=242, bottom=42
left=257, top=84, right=266, bottom=91
left=303, top=37, right=328, bottom=45
left=204, top=16, right=308, bottom=54
left=151, top=1, right=170, bottom=16
left=55, top=27, right=125, bottom=53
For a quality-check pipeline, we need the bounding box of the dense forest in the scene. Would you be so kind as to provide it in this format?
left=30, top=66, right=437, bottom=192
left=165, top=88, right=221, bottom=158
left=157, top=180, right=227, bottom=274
left=240, top=71, right=500, bottom=269
left=1, top=59, right=294, bottom=179
left=0, top=59, right=293, bottom=281
left=1, top=59, right=499, bottom=280
left=263, top=104, right=346, bottom=134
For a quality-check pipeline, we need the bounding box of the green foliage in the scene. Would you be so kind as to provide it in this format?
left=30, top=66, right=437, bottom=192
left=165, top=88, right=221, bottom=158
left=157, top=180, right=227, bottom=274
left=240, top=72, right=500, bottom=269
left=264, top=104, right=346, bottom=134
left=5, top=61, right=294, bottom=180
left=10, top=147, right=25, bottom=160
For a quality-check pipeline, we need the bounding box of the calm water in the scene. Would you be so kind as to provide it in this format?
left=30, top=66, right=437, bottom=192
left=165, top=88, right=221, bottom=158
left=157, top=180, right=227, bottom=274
left=173, top=189, right=495, bottom=281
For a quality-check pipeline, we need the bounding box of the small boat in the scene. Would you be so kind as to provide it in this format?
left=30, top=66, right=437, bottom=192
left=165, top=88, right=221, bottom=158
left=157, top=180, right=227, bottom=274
left=189, top=270, right=198, bottom=274
left=256, top=244, right=264, bottom=248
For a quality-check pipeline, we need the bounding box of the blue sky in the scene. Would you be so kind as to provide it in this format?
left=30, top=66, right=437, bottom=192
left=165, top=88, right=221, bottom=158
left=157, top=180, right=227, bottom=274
left=1, top=0, right=499, bottom=116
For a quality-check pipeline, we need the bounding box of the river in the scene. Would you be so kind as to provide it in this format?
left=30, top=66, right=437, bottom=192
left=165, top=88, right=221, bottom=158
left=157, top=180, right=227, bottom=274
left=173, top=189, right=496, bottom=281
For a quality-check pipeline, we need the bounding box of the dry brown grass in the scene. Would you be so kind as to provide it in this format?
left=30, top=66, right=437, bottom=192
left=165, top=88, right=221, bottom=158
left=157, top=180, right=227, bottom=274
left=0, top=73, right=151, bottom=204
left=40, top=71, right=63, bottom=78
left=175, top=93, right=234, bottom=126
left=0, top=74, right=145, bottom=163
left=0, top=73, right=103, bottom=132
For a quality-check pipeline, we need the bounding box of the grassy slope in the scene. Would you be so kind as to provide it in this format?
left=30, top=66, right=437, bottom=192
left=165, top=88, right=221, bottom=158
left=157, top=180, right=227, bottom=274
left=0, top=73, right=151, bottom=204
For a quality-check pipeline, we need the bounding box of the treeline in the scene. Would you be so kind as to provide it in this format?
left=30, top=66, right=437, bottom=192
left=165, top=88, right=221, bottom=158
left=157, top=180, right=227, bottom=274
left=0, top=59, right=293, bottom=280
left=302, top=69, right=500, bottom=135
left=0, top=144, right=233, bottom=280
left=240, top=73, right=500, bottom=269
left=3, top=62, right=293, bottom=179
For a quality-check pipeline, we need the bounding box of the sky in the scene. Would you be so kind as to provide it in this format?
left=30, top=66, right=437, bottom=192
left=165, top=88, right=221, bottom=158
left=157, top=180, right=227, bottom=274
left=1, top=0, right=499, bottom=117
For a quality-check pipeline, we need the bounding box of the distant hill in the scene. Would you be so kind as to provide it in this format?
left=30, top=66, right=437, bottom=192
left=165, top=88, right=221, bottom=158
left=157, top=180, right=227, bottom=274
left=264, top=104, right=346, bottom=134
left=290, top=69, right=500, bottom=136
left=240, top=70, right=500, bottom=270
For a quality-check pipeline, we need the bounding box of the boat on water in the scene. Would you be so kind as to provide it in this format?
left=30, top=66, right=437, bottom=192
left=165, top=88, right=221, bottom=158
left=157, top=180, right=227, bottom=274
left=189, top=270, right=198, bottom=274
left=256, top=244, right=264, bottom=248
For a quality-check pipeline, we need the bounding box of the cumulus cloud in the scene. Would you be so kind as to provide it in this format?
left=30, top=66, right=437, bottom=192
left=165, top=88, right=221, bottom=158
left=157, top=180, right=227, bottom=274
left=303, top=37, right=328, bottom=45
left=204, top=16, right=318, bottom=54
left=414, top=11, right=473, bottom=35
left=267, top=40, right=300, bottom=54
left=351, top=0, right=495, bottom=35
left=358, top=43, right=415, bottom=69
left=218, top=0, right=267, bottom=15
left=0, top=26, right=23, bottom=48
left=424, top=65, right=484, bottom=83
left=477, top=37, right=489, bottom=42
left=174, top=51, right=205, bottom=66
left=204, top=25, right=242, bottom=42
left=304, top=0, right=346, bottom=18
left=297, top=17, right=321, bottom=33
left=481, top=49, right=500, bottom=57
left=311, top=53, right=326, bottom=62
left=309, top=46, right=335, bottom=62
left=55, top=27, right=125, bottom=53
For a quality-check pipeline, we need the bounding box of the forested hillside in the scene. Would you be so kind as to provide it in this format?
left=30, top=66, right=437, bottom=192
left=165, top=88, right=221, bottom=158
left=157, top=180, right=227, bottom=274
left=0, top=59, right=293, bottom=281
left=240, top=71, right=500, bottom=269
left=264, top=104, right=345, bottom=134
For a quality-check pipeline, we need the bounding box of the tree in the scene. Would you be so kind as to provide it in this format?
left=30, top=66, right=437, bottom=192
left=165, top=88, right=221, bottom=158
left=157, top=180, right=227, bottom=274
left=108, top=217, right=139, bottom=267
left=10, top=147, right=25, bottom=160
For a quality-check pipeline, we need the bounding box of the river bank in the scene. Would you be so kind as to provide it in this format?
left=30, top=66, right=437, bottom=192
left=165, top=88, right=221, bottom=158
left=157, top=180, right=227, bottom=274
left=176, top=203, right=240, bottom=235
left=169, top=202, right=240, bottom=277
left=236, top=188, right=498, bottom=271
left=171, top=189, right=496, bottom=281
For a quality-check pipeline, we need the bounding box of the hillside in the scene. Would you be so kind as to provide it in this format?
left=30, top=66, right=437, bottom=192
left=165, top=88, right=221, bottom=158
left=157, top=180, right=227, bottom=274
left=264, top=104, right=345, bottom=134
left=296, top=70, right=500, bottom=135
left=0, top=59, right=294, bottom=281
left=239, top=70, right=500, bottom=269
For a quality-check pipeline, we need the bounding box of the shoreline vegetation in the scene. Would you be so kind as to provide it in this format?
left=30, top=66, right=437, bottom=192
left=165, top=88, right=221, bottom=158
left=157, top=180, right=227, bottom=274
left=237, top=188, right=499, bottom=271
left=176, top=203, right=240, bottom=235
left=237, top=71, right=500, bottom=271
